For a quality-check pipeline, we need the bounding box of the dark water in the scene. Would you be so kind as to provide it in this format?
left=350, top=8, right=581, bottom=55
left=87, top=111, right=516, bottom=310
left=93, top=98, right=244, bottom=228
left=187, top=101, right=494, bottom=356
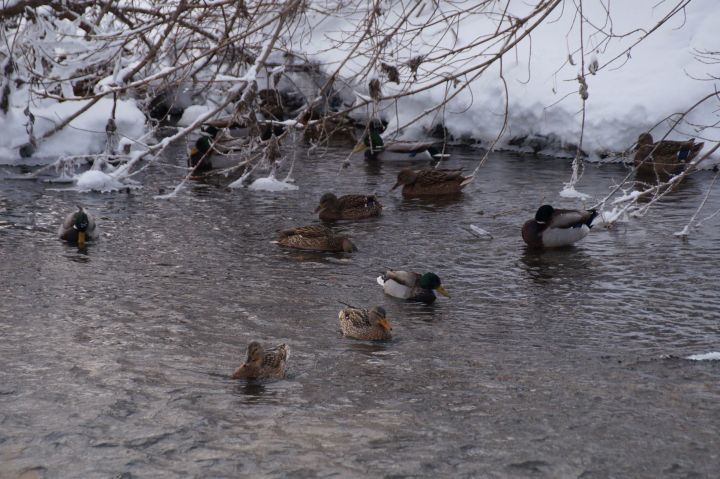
left=1, top=145, right=719, bottom=478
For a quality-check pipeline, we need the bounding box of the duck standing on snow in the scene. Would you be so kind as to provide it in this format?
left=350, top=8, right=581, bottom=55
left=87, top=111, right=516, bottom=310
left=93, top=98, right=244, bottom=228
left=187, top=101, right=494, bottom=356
left=276, top=225, right=357, bottom=252
left=634, top=132, right=704, bottom=176
left=521, top=205, right=597, bottom=249
left=391, top=168, right=473, bottom=197
left=338, top=305, right=392, bottom=341
left=58, top=206, right=97, bottom=248
left=231, top=341, right=289, bottom=379
left=315, top=193, right=383, bottom=221
left=377, top=270, right=450, bottom=304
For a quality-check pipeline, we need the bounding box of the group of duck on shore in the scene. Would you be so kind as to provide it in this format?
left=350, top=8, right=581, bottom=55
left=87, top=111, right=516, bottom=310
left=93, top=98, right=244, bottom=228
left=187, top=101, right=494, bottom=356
left=58, top=130, right=705, bottom=380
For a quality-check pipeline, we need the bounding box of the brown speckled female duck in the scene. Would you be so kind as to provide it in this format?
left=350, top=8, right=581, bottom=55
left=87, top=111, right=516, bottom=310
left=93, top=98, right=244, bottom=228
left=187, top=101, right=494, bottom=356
left=338, top=306, right=392, bottom=341
left=315, top=193, right=383, bottom=221
left=634, top=132, right=704, bottom=176
left=276, top=225, right=357, bottom=252
left=391, top=168, right=473, bottom=197
left=231, top=341, right=289, bottom=379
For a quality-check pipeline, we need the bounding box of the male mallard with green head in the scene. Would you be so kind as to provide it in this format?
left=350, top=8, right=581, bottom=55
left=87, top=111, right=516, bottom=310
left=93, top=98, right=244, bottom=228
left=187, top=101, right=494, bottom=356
left=377, top=270, right=450, bottom=304
left=188, top=125, right=220, bottom=173
left=391, top=168, right=473, bottom=197
left=277, top=225, right=357, bottom=252
left=634, top=132, right=704, bottom=176
left=338, top=305, right=392, bottom=341
left=315, top=193, right=383, bottom=221
left=58, top=206, right=98, bottom=248
left=231, top=341, right=289, bottom=379
left=521, top=204, right=597, bottom=249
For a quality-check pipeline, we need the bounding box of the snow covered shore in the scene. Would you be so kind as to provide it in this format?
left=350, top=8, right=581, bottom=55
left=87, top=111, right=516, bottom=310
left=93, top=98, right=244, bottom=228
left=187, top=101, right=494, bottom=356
left=0, top=1, right=717, bottom=164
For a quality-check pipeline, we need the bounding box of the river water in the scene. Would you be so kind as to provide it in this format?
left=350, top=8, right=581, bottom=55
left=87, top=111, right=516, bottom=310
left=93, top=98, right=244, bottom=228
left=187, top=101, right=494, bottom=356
left=1, top=144, right=719, bottom=478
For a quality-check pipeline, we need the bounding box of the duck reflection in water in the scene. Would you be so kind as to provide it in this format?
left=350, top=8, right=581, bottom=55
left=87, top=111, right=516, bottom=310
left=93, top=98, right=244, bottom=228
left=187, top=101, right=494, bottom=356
left=519, top=247, right=595, bottom=285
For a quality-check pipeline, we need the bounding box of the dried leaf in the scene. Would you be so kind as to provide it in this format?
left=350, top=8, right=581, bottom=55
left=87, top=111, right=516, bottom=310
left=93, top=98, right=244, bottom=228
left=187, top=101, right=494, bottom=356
left=380, top=63, right=400, bottom=84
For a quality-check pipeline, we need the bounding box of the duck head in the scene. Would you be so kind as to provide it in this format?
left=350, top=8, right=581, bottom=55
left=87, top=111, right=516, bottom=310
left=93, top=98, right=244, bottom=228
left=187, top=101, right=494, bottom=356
left=189, top=126, right=221, bottom=167
left=391, top=169, right=417, bottom=190
left=73, top=207, right=91, bottom=248
left=636, top=132, right=654, bottom=148
left=419, top=272, right=450, bottom=297
left=369, top=306, right=392, bottom=332
left=315, top=192, right=339, bottom=213
left=232, top=341, right=264, bottom=378
left=534, top=205, right=555, bottom=224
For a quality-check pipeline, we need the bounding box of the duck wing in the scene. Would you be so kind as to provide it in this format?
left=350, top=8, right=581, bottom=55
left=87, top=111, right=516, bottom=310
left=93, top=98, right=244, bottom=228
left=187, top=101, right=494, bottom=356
left=338, top=195, right=381, bottom=209
left=382, top=270, right=420, bottom=287
left=278, top=225, right=333, bottom=238
left=415, top=169, right=465, bottom=185
left=548, top=209, right=597, bottom=229
left=262, top=344, right=289, bottom=369
left=340, top=308, right=372, bottom=328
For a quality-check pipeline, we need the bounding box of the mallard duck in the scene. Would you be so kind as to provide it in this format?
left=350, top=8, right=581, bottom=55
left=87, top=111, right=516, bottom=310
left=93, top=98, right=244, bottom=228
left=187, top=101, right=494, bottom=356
left=634, top=132, right=704, bottom=176
left=376, top=270, right=450, bottom=304
left=276, top=225, right=357, bottom=252
left=231, top=341, right=289, bottom=379
left=338, top=305, right=392, bottom=340
left=391, top=168, right=473, bottom=196
left=352, top=130, right=445, bottom=161
left=521, top=205, right=597, bottom=248
left=188, top=125, right=220, bottom=173
left=315, top=193, right=383, bottom=221
left=58, top=206, right=97, bottom=248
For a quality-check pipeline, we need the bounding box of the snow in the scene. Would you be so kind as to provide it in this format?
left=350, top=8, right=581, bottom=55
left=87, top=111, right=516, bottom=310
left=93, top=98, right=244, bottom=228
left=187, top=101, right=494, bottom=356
left=245, top=175, right=299, bottom=192
left=0, top=98, right=145, bottom=163
left=686, top=352, right=720, bottom=361
left=1, top=0, right=718, bottom=173
left=73, top=169, right=140, bottom=193
left=300, top=0, right=720, bottom=156
left=178, top=105, right=214, bottom=127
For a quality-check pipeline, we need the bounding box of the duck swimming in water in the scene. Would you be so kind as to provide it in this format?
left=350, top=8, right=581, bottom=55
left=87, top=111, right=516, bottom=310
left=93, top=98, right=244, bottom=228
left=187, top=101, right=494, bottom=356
left=521, top=204, right=597, bottom=249
left=315, top=193, right=382, bottom=221
left=338, top=305, right=392, bottom=341
left=276, top=225, right=357, bottom=252
left=391, top=168, right=473, bottom=197
left=376, top=270, right=450, bottom=304
left=231, top=341, right=289, bottom=379
left=633, top=132, right=704, bottom=176
left=58, top=206, right=97, bottom=248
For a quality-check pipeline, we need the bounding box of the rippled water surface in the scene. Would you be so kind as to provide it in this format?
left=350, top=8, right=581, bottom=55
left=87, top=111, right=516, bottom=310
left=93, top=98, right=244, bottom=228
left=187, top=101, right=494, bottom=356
left=1, top=145, right=719, bottom=478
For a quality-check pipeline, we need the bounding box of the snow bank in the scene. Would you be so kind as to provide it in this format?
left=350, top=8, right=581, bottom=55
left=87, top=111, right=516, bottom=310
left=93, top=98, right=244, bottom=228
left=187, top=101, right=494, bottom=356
left=0, top=97, right=146, bottom=163
left=301, top=0, right=720, bottom=155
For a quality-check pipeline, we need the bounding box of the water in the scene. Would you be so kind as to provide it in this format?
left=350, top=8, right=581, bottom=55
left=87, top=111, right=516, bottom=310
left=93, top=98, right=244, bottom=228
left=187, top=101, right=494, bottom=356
left=1, top=145, right=719, bottom=478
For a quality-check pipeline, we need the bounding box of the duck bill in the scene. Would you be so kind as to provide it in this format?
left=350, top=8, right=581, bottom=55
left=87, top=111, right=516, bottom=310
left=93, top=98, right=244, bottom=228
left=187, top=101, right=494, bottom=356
left=435, top=285, right=450, bottom=298
left=390, top=181, right=400, bottom=191
left=352, top=143, right=368, bottom=154
left=378, top=318, right=392, bottom=331
left=314, top=204, right=323, bottom=213
left=190, top=146, right=199, bottom=156
left=77, top=231, right=86, bottom=248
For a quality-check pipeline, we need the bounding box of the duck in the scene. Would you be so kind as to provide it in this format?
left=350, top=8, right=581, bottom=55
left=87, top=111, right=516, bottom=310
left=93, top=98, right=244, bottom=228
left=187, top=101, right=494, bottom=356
left=231, top=341, right=289, bottom=379
left=391, top=168, right=473, bottom=197
left=634, top=132, right=704, bottom=176
left=521, top=204, right=598, bottom=249
left=58, top=206, right=98, bottom=248
left=315, top=193, right=383, bottom=221
left=376, top=270, right=450, bottom=304
left=338, top=305, right=392, bottom=340
left=352, top=130, right=445, bottom=162
left=188, top=125, right=220, bottom=173
left=276, top=225, right=357, bottom=252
